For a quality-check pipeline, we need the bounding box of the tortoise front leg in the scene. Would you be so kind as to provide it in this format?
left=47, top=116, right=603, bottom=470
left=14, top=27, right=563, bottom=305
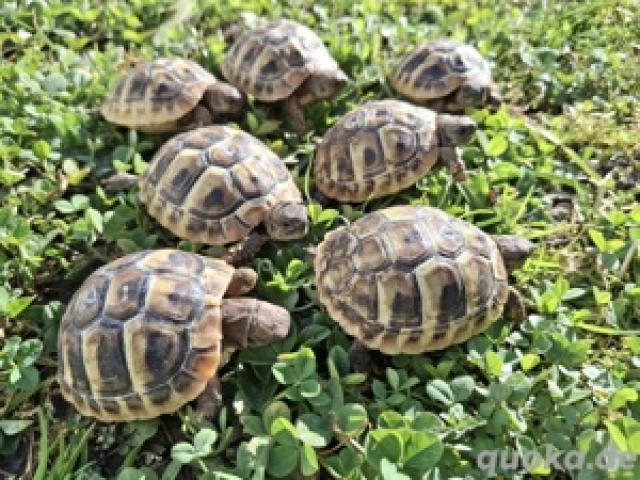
left=423, top=97, right=447, bottom=112
left=226, top=267, right=257, bottom=296
left=221, top=231, right=265, bottom=266
left=195, top=376, right=222, bottom=419
left=503, top=286, right=527, bottom=323
left=191, top=104, right=213, bottom=127
left=101, top=173, right=139, bottom=192
left=285, top=95, right=307, bottom=135
left=348, top=340, right=373, bottom=375
left=438, top=147, right=467, bottom=182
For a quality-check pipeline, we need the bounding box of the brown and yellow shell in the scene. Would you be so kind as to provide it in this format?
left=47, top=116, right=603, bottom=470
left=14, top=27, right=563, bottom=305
left=101, top=58, right=217, bottom=132
left=314, top=206, right=510, bottom=355
left=314, top=100, right=439, bottom=202
left=390, top=40, right=492, bottom=102
left=58, top=250, right=234, bottom=422
left=139, top=126, right=302, bottom=245
left=222, top=19, right=339, bottom=101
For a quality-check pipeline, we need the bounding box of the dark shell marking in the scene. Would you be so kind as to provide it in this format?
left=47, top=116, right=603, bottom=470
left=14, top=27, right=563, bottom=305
left=58, top=250, right=233, bottom=421
left=314, top=99, right=439, bottom=201
left=139, top=126, right=302, bottom=245
left=315, top=206, right=510, bottom=354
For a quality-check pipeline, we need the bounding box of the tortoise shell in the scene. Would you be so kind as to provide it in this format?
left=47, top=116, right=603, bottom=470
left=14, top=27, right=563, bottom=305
left=390, top=40, right=492, bottom=106
left=58, top=250, right=234, bottom=422
left=221, top=19, right=340, bottom=101
left=314, top=206, right=510, bottom=354
left=101, top=58, right=224, bottom=132
left=139, top=126, right=302, bottom=245
left=314, top=99, right=440, bottom=202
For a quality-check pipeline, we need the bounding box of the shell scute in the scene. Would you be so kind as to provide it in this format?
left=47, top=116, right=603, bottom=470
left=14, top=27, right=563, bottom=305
left=66, top=274, right=109, bottom=329
left=376, top=270, right=422, bottom=329
left=142, top=249, right=203, bottom=276
left=350, top=211, right=386, bottom=238
left=418, top=257, right=467, bottom=324
left=378, top=124, right=416, bottom=165
left=103, top=268, right=148, bottom=321
left=343, top=276, right=378, bottom=322
left=82, top=322, right=131, bottom=397
left=231, top=156, right=278, bottom=198
left=145, top=274, right=203, bottom=322
left=456, top=251, right=495, bottom=314
left=383, top=221, right=433, bottom=266
left=191, top=167, right=242, bottom=217
left=353, top=235, right=390, bottom=272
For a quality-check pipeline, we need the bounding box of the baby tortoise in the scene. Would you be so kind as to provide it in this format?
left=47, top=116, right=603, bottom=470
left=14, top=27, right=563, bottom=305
left=58, top=249, right=290, bottom=421
left=390, top=40, right=500, bottom=112
left=104, top=126, right=309, bottom=263
left=314, top=206, right=533, bottom=357
left=101, top=58, right=243, bottom=133
left=222, top=19, right=347, bottom=134
left=314, top=99, right=476, bottom=202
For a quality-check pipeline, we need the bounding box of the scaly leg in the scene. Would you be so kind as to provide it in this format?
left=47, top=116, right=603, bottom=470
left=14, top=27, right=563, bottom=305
left=101, top=173, right=139, bottom=192
left=222, top=232, right=265, bottom=266
left=191, top=104, right=213, bottom=127
left=195, top=377, right=222, bottom=419
left=285, top=95, right=307, bottom=135
left=348, top=340, right=373, bottom=375
left=439, top=147, right=467, bottom=182
left=503, top=286, right=527, bottom=323
left=226, top=267, right=257, bottom=296
left=221, top=232, right=265, bottom=266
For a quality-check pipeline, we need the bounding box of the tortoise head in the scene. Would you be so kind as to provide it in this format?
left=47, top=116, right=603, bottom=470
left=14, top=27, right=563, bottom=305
left=203, top=82, right=244, bottom=115
left=221, top=298, right=290, bottom=348
left=454, top=82, right=500, bottom=110
left=306, top=68, right=348, bottom=100
left=245, top=301, right=291, bottom=345
left=493, top=235, right=534, bottom=272
left=266, top=201, right=309, bottom=240
left=436, top=114, right=477, bottom=147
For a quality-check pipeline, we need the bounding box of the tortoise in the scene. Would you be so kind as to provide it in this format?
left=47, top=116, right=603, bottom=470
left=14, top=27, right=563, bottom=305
left=58, top=249, right=291, bottom=422
left=221, top=19, right=348, bottom=134
left=314, top=206, right=533, bottom=356
left=101, top=58, right=244, bottom=133
left=389, top=39, right=501, bottom=112
left=105, top=126, right=309, bottom=262
left=314, top=99, right=476, bottom=202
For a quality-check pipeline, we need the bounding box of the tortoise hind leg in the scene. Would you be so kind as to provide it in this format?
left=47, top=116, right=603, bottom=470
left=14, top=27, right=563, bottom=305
left=285, top=95, right=306, bottom=135
left=174, top=104, right=212, bottom=131
left=195, top=377, right=222, bottom=419
left=438, top=147, right=467, bottom=182
left=503, top=286, right=527, bottom=323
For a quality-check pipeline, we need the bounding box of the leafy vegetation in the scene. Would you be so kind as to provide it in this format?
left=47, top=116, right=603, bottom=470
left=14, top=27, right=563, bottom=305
left=1, top=0, right=639, bottom=478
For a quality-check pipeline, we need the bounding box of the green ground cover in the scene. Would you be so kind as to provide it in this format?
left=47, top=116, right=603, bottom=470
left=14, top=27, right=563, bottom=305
left=0, top=0, right=639, bottom=478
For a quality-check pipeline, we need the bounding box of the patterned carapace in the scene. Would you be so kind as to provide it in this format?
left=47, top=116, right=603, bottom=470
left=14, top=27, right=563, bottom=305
left=315, top=206, right=512, bottom=354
